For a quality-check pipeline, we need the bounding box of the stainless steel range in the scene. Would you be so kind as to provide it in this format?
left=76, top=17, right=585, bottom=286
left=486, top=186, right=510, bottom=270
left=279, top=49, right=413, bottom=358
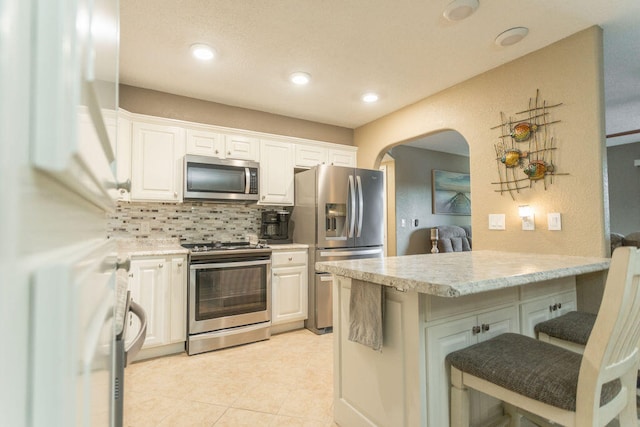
left=183, top=241, right=272, bottom=355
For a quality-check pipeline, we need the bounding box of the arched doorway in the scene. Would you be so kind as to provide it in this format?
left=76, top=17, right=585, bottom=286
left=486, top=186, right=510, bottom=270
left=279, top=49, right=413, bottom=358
left=379, top=130, right=470, bottom=256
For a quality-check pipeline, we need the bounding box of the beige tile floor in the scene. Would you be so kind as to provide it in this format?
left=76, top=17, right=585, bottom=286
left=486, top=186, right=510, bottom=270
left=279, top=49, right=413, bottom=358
left=124, top=329, right=337, bottom=427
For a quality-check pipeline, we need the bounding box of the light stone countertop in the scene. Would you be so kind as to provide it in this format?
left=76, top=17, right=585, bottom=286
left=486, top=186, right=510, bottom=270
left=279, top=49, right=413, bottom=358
left=315, top=250, right=610, bottom=297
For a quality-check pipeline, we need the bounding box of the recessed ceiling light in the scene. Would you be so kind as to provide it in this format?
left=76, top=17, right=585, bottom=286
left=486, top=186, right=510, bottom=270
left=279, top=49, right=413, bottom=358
left=190, top=43, right=215, bottom=60
left=362, top=93, right=379, bottom=103
left=290, top=72, right=311, bottom=85
left=443, top=0, right=479, bottom=21
left=495, top=27, right=529, bottom=47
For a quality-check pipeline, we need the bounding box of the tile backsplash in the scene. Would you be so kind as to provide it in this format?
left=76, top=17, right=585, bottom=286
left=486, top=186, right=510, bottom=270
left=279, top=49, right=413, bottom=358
left=108, top=201, right=268, bottom=242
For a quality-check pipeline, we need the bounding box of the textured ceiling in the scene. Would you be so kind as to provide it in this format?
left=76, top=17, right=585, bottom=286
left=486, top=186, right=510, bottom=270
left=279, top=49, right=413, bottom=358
left=120, top=0, right=640, bottom=149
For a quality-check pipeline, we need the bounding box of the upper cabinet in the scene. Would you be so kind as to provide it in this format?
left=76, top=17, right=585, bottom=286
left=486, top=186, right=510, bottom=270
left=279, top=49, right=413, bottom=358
left=186, top=129, right=224, bottom=157
left=118, top=110, right=357, bottom=204
left=328, top=148, right=357, bottom=167
left=225, top=134, right=260, bottom=161
left=295, top=144, right=328, bottom=168
left=131, top=121, right=185, bottom=202
left=259, top=140, right=294, bottom=205
left=295, top=144, right=357, bottom=168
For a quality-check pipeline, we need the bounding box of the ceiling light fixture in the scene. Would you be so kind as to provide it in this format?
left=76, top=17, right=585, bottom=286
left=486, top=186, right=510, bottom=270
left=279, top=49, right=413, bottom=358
left=362, top=93, right=379, bottom=103
left=443, top=0, right=479, bottom=21
left=495, top=27, right=529, bottom=47
left=190, top=43, right=215, bottom=60
left=290, top=72, right=311, bottom=85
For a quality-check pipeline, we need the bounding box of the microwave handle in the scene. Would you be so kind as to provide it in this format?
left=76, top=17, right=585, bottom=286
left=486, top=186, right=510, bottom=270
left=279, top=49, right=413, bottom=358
left=245, top=168, right=250, bottom=194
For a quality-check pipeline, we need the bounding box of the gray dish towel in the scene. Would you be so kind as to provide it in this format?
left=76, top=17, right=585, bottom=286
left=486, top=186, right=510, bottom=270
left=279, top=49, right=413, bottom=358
left=348, top=279, right=384, bottom=351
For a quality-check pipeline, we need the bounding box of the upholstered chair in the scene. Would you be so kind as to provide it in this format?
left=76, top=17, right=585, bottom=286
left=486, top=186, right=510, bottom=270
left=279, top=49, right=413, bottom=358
left=434, top=225, right=471, bottom=253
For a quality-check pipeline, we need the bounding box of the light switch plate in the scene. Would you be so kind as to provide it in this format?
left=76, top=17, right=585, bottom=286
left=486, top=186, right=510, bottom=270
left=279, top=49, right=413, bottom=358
left=548, top=213, right=562, bottom=230
left=489, top=214, right=505, bottom=230
left=522, top=214, right=535, bottom=231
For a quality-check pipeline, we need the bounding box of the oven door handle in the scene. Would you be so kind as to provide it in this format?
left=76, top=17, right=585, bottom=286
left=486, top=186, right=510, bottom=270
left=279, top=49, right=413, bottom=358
left=190, top=259, right=271, bottom=270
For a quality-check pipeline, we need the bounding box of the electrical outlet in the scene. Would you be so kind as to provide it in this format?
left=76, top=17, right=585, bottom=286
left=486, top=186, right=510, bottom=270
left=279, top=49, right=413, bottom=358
left=401, top=219, right=406, bottom=228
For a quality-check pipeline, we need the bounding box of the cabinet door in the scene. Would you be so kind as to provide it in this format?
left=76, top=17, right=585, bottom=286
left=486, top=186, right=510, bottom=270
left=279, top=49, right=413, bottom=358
left=554, top=291, right=577, bottom=317
left=520, top=298, right=553, bottom=338
left=259, top=140, right=294, bottom=205
left=169, top=256, right=187, bottom=343
left=128, top=258, right=170, bottom=348
left=426, top=316, right=478, bottom=427
left=131, top=122, right=185, bottom=201
left=272, top=265, right=308, bottom=324
left=295, top=144, right=328, bottom=168
left=186, top=129, right=224, bottom=157
left=225, top=134, right=259, bottom=161
left=328, top=148, right=356, bottom=167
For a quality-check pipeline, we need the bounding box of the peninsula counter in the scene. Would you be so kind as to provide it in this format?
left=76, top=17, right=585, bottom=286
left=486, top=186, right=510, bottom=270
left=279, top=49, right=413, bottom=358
left=316, top=251, right=610, bottom=427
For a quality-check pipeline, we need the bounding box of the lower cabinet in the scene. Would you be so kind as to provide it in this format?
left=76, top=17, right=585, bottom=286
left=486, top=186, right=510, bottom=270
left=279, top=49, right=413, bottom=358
left=520, top=290, right=577, bottom=337
left=425, top=305, right=519, bottom=427
left=127, top=254, right=187, bottom=358
left=271, top=249, right=308, bottom=330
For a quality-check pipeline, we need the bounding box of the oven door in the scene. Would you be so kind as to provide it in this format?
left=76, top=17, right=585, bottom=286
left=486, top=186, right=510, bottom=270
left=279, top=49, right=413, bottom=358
left=189, top=257, right=271, bottom=334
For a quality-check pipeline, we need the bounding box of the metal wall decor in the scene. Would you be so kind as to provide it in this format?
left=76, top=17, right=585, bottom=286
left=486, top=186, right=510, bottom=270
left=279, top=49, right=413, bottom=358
left=491, top=89, right=567, bottom=199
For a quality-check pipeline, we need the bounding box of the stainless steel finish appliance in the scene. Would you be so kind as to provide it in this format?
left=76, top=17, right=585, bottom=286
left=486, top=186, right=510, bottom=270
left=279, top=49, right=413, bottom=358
left=184, top=155, right=259, bottom=202
left=260, top=210, right=291, bottom=243
left=184, top=242, right=272, bottom=355
left=292, top=165, right=385, bottom=334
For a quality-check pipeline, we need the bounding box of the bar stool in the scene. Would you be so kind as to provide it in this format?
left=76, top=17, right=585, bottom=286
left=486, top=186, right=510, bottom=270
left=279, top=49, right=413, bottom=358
left=534, top=310, right=596, bottom=354
left=446, top=247, right=640, bottom=427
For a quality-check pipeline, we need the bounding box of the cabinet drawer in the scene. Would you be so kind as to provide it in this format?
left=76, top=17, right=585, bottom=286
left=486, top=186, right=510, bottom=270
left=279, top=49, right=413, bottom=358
left=272, top=251, right=307, bottom=267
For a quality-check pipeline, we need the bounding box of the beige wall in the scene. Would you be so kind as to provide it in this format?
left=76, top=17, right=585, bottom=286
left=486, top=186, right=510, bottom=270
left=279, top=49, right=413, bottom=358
left=119, top=84, right=354, bottom=146
left=355, top=27, right=607, bottom=258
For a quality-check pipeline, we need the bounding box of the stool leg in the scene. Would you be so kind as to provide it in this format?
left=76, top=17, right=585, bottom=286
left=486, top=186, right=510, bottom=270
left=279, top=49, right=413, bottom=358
left=451, top=367, right=470, bottom=427
left=618, top=372, right=639, bottom=427
left=503, top=403, right=522, bottom=427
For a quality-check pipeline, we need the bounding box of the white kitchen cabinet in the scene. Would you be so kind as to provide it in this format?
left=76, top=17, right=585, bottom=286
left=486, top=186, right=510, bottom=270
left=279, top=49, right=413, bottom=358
left=425, top=305, right=519, bottom=427
left=520, top=290, right=577, bottom=338
left=295, top=144, right=328, bottom=168
left=225, top=134, right=260, bottom=161
left=127, top=254, right=186, bottom=357
left=271, top=249, right=308, bottom=326
left=186, top=128, right=225, bottom=157
left=328, top=148, right=357, bottom=167
left=259, top=140, right=294, bottom=205
left=131, top=121, right=185, bottom=202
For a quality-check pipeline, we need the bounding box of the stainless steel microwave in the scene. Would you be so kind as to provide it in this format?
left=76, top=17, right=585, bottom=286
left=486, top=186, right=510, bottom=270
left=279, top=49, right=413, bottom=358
left=184, top=155, right=259, bottom=202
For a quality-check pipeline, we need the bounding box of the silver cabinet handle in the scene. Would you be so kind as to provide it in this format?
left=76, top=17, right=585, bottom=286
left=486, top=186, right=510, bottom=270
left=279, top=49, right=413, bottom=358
left=214, top=149, right=219, bottom=154
left=117, top=178, right=131, bottom=192
left=472, top=326, right=481, bottom=335
left=288, top=257, right=293, bottom=261
left=158, top=263, right=163, bottom=268
left=177, top=261, right=183, bottom=267
left=481, top=324, right=490, bottom=332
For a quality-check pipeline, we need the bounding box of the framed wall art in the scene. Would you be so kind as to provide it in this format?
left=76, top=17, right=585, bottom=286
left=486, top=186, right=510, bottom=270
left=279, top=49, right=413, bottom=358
left=432, top=170, right=471, bottom=215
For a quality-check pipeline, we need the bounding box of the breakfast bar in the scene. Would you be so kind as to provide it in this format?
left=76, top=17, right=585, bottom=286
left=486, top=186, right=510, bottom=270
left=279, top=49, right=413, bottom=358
left=316, top=251, right=610, bottom=427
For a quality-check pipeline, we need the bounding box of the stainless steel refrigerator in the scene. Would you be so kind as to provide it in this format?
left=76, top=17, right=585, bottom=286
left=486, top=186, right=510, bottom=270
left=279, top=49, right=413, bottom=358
left=292, top=165, right=385, bottom=334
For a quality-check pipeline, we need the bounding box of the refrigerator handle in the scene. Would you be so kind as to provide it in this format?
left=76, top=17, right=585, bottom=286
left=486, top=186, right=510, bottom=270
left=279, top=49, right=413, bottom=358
left=348, top=175, right=356, bottom=238
left=356, top=175, right=363, bottom=237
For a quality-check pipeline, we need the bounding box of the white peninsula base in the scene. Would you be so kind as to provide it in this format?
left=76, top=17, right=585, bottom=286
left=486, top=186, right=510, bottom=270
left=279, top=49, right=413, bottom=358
left=332, top=274, right=583, bottom=427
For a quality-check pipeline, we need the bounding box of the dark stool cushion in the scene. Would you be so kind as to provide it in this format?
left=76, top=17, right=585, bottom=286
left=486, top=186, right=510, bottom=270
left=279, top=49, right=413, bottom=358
left=446, top=333, right=621, bottom=411
left=534, top=311, right=596, bottom=346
